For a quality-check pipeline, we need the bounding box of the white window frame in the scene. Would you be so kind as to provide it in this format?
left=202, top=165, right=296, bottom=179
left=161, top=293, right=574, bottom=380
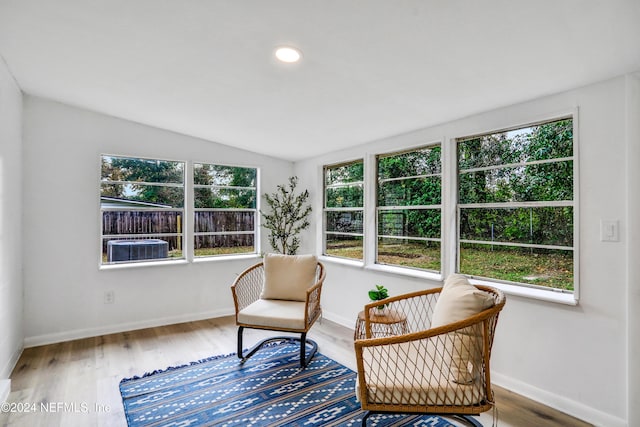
left=374, top=143, right=443, bottom=275
left=319, top=111, right=579, bottom=305
left=99, top=154, right=186, bottom=267
left=454, top=113, right=579, bottom=304
left=192, top=162, right=259, bottom=258
left=323, top=159, right=365, bottom=261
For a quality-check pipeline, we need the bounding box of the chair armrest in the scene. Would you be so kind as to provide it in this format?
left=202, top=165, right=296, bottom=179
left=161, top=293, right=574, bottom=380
left=304, top=262, right=325, bottom=327
left=356, top=297, right=501, bottom=348
left=231, top=262, right=264, bottom=314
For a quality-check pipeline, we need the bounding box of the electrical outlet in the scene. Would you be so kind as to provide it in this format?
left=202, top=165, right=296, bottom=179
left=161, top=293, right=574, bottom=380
left=104, top=290, right=115, bottom=304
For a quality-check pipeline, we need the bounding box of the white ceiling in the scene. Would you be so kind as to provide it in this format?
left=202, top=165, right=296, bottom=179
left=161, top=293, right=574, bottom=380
left=1, top=1, right=639, bottom=161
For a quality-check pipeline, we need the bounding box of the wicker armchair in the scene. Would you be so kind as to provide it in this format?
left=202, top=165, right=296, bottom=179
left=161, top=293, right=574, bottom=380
left=231, top=254, right=325, bottom=368
left=354, top=278, right=505, bottom=426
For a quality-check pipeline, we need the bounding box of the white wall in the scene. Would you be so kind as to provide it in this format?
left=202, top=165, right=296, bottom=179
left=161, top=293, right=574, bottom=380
left=21, top=96, right=293, bottom=346
left=0, top=58, right=23, bottom=401
left=625, top=72, right=640, bottom=427
left=294, top=75, right=635, bottom=427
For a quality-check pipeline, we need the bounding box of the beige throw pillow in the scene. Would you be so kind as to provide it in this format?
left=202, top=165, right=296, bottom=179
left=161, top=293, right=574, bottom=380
left=260, top=253, right=318, bottom=302
left=431, top=274, right=495, bottom=384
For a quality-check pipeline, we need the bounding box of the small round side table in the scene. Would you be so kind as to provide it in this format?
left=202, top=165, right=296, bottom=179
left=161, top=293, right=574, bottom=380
left=354, top=308, right=409, bottom=340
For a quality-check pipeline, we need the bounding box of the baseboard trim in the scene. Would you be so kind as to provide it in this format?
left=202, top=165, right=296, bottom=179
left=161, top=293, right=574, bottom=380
left=0, top=379, right=10, bottom=404
left=322, top=311, right=356, bottom=331
left=492, top=371, right=626, bottom=427
left=1, top=345, right=23, bottom=382
left=23, top=309, right=234, bottom=348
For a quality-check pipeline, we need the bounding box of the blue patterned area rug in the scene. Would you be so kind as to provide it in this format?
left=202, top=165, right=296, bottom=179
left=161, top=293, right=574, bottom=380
left=120, top=339, right=455, bottom=427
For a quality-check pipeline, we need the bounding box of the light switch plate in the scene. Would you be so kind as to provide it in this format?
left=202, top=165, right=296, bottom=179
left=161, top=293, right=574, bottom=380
left=600, top=220, right=619, bottom=242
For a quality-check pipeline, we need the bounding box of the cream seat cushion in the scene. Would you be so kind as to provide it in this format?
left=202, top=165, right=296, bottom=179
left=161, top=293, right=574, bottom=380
left=431, top=274, right=494, bottom=384
left=357, top=340, right=484, bottom=406
left=260, top=253, right=318, bottom=302
left=237, top=299, right=307, bottom=330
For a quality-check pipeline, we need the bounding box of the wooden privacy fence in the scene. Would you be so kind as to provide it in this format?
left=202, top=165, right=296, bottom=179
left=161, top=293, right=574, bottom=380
left=195, top=211, right=255, bottom=248
left=102, top=211, right=182, bottom=251
left=102, top=210, right=255, bottom=251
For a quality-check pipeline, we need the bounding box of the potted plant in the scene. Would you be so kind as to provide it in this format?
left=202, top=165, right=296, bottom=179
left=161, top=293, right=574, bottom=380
left=368, top=284, right=389, bottom=310
left=260, top=176, right=312, bottom=255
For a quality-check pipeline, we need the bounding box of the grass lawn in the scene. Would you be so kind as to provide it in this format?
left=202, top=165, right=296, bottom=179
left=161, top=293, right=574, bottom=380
left=460, top=244, right=573, bottom=291
left=194, top=246, right=254, bottom=257
left=101, top=249, right=183, bottom=263
left=377, top=242, right=440, bottom=271
left=326, top=241, right=573, bottom=291
left=326, top=241, right=363, bottom=260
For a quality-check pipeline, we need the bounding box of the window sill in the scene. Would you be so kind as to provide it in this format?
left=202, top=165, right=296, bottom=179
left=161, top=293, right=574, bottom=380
left=319, top=255, right=364, bottom=268
left=99, top=259, right=189, bottom=270
left=99, top=254, right=262, bottom=270
left=319, top=256, right=443, bottom=282
left=193, top=254, right=262, bottom=264
left=467, top=277, right=578, bottom=306
left=365, top=263, right=442, bottom=282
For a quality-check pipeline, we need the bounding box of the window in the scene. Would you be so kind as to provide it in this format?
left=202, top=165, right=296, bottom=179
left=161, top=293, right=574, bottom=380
left=457, top=118, right=575, bottom=291
left=193, top=163, right=257, bottom=257
left=323, top=160, right=364, bottom=260
left=100, top=155, right=185, bottom=264
left=376, top=145, right=442, bottom=272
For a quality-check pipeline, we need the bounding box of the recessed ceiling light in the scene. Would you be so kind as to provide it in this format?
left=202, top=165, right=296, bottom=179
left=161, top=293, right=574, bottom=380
left=275, top=46, right=302, bottom=63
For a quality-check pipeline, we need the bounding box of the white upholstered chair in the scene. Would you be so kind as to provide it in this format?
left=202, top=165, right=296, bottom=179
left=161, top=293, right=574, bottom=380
left=354, top=274, right=505, bottom=426
left=231, top=253, right=325, bottom=368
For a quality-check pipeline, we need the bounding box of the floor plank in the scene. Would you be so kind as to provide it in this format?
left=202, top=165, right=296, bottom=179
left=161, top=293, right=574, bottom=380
left=0, top=316, right=591, bottom=426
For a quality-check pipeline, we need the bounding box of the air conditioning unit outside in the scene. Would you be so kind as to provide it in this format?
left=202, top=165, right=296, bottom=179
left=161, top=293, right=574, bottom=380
left=107, top=239, right=169, bottom=262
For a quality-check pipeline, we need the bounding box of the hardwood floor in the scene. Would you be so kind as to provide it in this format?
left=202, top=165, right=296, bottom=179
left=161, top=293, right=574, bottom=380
left=0, top=316, right=591, bottom=427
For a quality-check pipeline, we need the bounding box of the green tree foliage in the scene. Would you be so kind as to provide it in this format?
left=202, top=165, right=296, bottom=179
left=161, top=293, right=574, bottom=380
left=325, top=161, right=364, bottom=208
left=261, top=176, right=312, bottom=255
left=458, top=119, right=573, bottom=245
left=456, top=119, right=574, bottom=289
left=101, top=156, right=184, bottom=207
left=194, top=164, right=256, bottom=209
left=193, top=164, right=258, bottom=252
left=369, top=121, right=573, bottom=288
left=377, top=146, right=442, bottom=246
